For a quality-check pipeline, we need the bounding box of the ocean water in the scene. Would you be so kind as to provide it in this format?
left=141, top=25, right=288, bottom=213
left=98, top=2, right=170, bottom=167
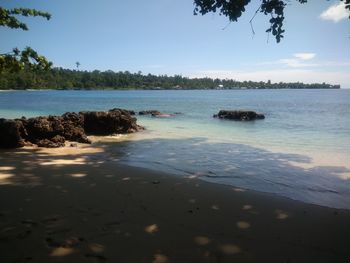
left=1, top=89, right=350, bottom=209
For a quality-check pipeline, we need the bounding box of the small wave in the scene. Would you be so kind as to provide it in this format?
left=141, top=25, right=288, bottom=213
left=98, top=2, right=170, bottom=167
left=306, top=187, right=339, bottom=194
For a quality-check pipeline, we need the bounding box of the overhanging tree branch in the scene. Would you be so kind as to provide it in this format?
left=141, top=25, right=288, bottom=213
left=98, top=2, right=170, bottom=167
left=0, top=6, right=52, bottom=72
left=193, top=0, right=350, bottom=43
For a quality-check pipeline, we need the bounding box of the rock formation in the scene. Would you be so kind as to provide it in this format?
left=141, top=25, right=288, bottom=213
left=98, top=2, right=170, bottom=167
left=139, top=110, right=162, bottom=116
left=0, top=109, right=143, bottom=148
left=213, top=110, right=265, bottom=121
left=0, top=119, right=27, bottom=148
left=138, top=110, right=181, bottom=117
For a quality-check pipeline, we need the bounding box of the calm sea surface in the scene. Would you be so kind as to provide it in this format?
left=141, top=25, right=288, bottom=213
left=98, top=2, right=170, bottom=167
left=1, top=89, right=350, bottom=208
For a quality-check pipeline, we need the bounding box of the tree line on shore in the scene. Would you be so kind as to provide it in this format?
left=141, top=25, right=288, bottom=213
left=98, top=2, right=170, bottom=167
left=0, top=68, right=340, bottom=90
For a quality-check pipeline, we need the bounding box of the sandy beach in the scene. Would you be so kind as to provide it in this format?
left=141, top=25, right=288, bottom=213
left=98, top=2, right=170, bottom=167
left=1, top=142, right=350, bottom=263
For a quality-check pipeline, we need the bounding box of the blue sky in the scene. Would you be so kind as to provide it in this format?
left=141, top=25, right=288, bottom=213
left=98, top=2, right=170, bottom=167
left=1, top=0, right=350, bottom=88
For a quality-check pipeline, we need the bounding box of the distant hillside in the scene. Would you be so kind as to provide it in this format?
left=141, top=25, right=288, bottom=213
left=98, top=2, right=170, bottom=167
left=0, top=68, right=341, bottom=90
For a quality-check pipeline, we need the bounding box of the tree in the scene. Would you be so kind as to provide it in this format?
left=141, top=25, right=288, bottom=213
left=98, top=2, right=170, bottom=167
left=0, top=6, right=52, bottom=72
left=0, top=67, right=340, bottom=90
left=193, top=0, right=350, bottom=43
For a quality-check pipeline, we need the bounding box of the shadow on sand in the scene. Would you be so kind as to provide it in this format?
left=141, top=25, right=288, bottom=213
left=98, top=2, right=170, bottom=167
left=102, top=137, right=350, bottom=209
left=1, top=138, right=350, bottom=262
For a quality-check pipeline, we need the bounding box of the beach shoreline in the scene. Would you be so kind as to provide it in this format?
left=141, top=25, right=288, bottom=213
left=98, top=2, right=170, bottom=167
left=1, top=142, right=350, bottom=262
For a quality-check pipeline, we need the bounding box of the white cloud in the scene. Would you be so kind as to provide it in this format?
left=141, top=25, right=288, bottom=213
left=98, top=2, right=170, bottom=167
left=278, top=58, right=319, bottom=68
left=293, top=53, right=316, bottom=60
left=257, top=53, right=318, bottom=68
left=190, top=69, right=350, bottom=88
left=320, top=2, right=350, bottom=23
left=189, top=52, right=350, bottom=88
left=258, top=58, right=350, bottom=69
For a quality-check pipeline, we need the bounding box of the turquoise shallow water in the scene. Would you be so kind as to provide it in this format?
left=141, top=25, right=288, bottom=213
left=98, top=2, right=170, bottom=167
left=1, top=89, right=350, bottom=208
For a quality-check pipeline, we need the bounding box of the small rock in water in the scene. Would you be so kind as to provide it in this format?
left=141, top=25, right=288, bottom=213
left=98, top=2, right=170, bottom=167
left=139, top=110, right=162, bottom=116
left=213, top=110, right=265, bottom=121
left=139, top=110, right=179, bottom=118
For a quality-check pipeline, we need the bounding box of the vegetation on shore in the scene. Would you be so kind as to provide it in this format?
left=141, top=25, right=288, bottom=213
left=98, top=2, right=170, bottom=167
left=0, top=68, right=340, bottom=90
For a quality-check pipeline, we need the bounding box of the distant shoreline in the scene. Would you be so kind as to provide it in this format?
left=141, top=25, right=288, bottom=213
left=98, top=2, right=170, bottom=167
left=0, top=87, right=343, bottom=91
left=0, top=68, right=341, bottom=90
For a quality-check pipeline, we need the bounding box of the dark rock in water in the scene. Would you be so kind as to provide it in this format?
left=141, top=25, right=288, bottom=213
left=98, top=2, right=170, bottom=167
left=0, top=119, right=27, bottom=148
left=139, top=110, right=181, bottom=118
left=213, top=110, right=265, bottom=121
left=139, top=110, right=162, bottom=116
left=109, top=108, right=136, bottom=116
left=82, top=109, right=141, bottom=135
left=0, top=108, right=143, bottom=148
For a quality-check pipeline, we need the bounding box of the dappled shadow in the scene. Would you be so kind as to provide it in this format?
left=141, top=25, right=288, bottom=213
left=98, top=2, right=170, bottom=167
left=0, top=145, right=107, bottom=186
left=1, top=138, right=350, bottom=262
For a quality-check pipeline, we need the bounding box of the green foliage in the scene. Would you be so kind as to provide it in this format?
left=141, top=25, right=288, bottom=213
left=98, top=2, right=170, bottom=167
left=0, top=47, right=52, bottom=72
left=0, top=6, right=52, bottom=72
left=0, top=67, right=340, bottom=90
left=0, top=7, right=51, bottom=30
left=193, top=0, right=350, bottom=43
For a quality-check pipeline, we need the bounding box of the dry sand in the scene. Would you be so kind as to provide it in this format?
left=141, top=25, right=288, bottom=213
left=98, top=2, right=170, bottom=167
left=0, top=142, right=350, bottom=263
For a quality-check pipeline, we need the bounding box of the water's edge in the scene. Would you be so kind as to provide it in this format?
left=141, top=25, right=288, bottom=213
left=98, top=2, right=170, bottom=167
left=1, top=89, right=350, bottom=209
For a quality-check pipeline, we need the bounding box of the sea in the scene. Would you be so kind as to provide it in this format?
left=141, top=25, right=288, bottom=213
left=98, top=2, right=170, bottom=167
left=1, top=89, right=350, bottom=209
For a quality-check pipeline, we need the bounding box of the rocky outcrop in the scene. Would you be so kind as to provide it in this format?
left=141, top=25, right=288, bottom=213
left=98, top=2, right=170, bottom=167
left=109, top=108, right=136, bottom=116
left=21, top=114, right=90, bottom=145
left=213, top=110, right=265, bottom=121
left=24, top=116, right=65, bottom=142
left=138, top=110, right=181, bottom=118
left=36, top=135, right=65, bottom=148
left=61, top=112, right=89, bottom=143
left=0, top=109, right=143, bottom=148
left=82, top=109, right=141, bottom=135
left=139, top=110, right=162, bottom=116
left=0, top=119, right=27, bottom=148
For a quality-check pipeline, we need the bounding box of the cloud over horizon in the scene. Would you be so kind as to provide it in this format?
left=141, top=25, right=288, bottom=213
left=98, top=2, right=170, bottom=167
left=256, top=53, right=318, bottom=68
left=293, top=53, right=316, bottom=60
left=190, top=69, right=349, bottom=88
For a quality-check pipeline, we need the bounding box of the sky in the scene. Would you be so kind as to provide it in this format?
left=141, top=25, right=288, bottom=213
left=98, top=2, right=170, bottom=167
left=1, top=0, right=350, bottom=88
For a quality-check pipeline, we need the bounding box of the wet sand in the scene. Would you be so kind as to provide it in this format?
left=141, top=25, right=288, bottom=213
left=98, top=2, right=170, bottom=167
left=0, top=143, right=350, bottom=263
